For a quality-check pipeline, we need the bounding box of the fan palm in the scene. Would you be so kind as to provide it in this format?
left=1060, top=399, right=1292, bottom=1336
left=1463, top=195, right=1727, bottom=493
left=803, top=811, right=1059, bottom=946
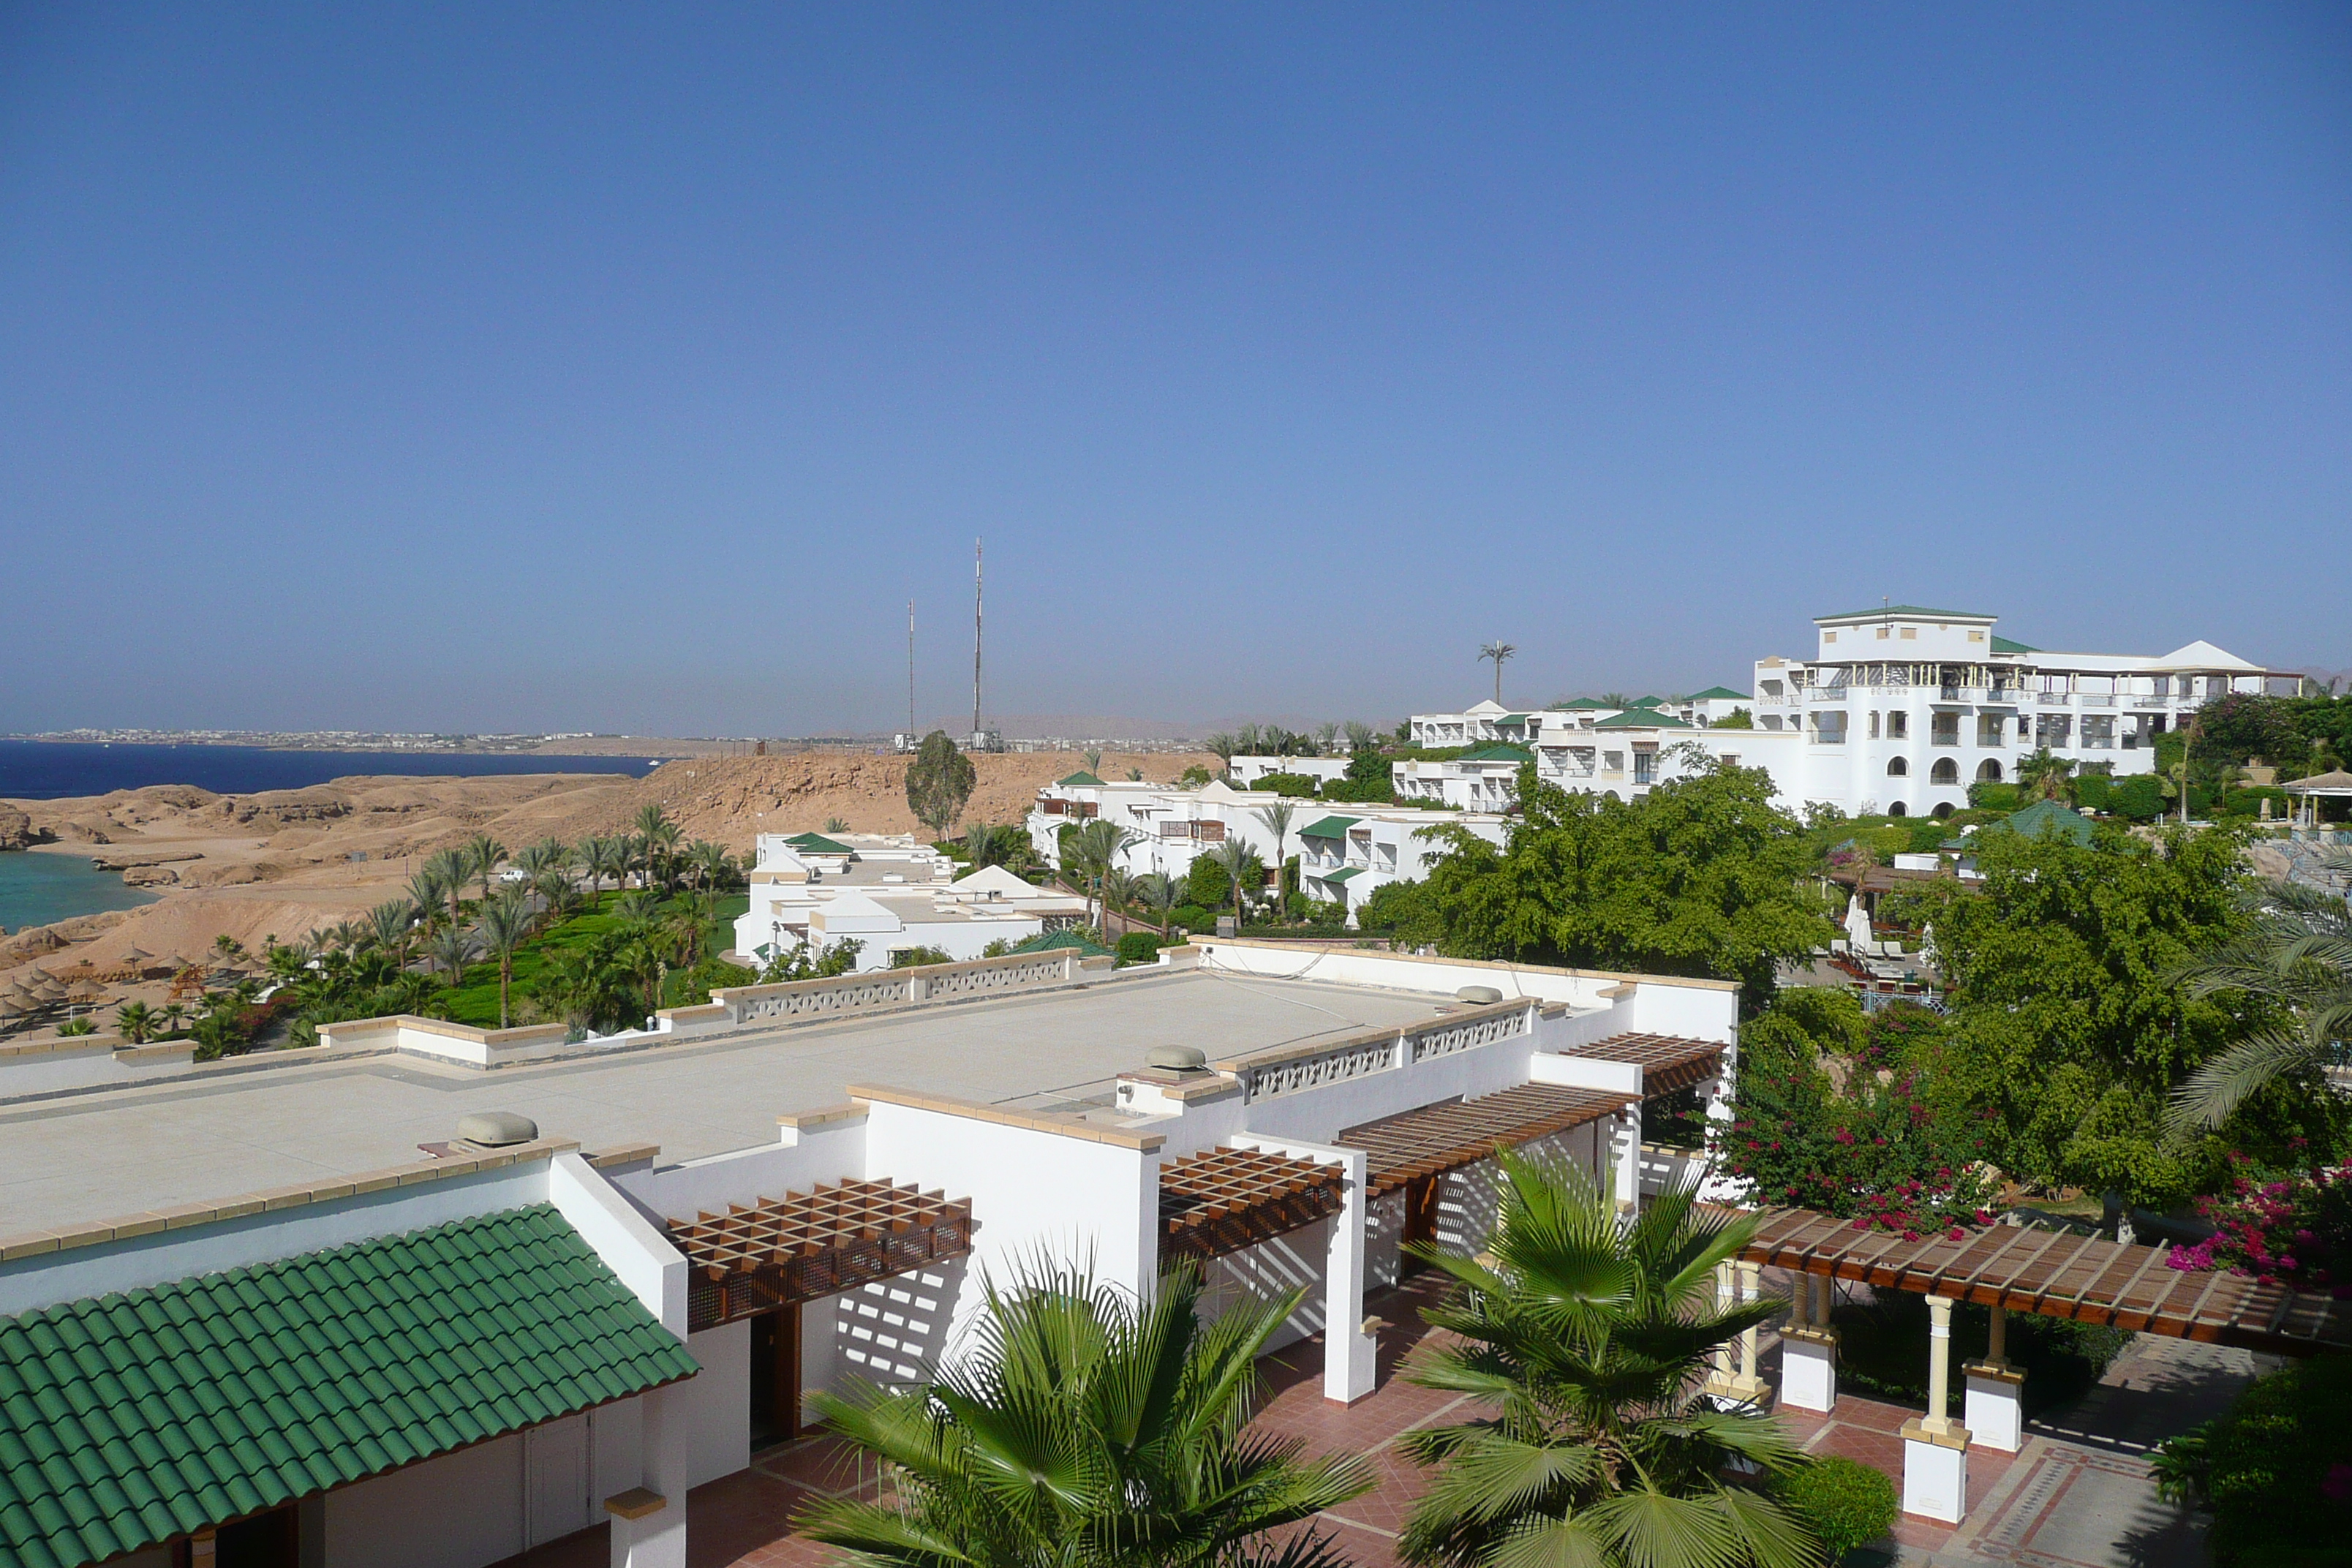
left=476, top=892, right=535, bottom=1028
left=426, top=924, right=480, bottom=989
left=1397, top=1152, right=1813, bottom=1568
left=2165, top=844, right=2352, bottom=1135
left=115, top=1001, right=155, bottom=1044
left=797, top=1257, right=1373, bottom=1568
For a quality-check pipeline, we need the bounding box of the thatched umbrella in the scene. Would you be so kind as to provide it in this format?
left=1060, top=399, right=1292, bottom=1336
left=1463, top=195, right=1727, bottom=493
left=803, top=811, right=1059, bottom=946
left=65, top=979, right=108, bottom=1006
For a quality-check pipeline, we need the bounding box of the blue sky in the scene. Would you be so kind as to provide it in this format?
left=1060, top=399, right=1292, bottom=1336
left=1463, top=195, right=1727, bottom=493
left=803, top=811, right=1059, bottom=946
left=2, top=5, right=2346, bottom=737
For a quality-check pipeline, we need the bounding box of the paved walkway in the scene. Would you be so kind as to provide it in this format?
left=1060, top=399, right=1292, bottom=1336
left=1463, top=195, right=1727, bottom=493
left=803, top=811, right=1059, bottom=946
left=492, top=1274, right=2257, bottom=1568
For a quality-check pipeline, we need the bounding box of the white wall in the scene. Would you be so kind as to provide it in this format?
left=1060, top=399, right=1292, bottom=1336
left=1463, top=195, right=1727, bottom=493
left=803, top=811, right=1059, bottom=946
left=832, top=1258, right=968, bottom=1390
left=678, top=1321, right=752, bottom=1489
left=326, top=1433, right=527, bottom=1568
left=1197, top=1216, right=1333, bottom=1354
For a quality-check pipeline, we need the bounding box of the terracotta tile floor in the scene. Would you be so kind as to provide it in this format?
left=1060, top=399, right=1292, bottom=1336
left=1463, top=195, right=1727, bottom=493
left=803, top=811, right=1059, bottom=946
left=497, top=1270, right=2151, bottom=1568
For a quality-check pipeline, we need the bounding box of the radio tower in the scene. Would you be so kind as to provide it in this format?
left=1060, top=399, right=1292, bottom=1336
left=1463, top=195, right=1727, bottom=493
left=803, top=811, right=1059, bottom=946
left=907, top=600, right=916, bottom=740
left=972, top=538, right=984, bottom=740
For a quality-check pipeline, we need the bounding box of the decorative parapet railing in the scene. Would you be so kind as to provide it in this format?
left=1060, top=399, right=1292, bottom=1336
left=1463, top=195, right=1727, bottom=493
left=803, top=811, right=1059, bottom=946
left=1210, top=1000, right=1531, bottom=1102
left=710, top=947, right=1096, bottom=1025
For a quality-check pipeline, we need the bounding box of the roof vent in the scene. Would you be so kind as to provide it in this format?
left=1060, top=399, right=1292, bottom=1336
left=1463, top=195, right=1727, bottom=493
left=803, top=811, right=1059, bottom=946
left=1455, top=984, right=1504, bottom=1005
left=456, top=1110, right=539, bottom=1147
left=1146, top=1044, right=1209, bottom=1074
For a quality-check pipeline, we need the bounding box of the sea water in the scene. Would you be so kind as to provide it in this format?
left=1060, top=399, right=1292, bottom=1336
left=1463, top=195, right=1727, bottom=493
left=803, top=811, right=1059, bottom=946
left=0, top=740, right=663, bottom=800
left=0, top=850, right=158, bottom=935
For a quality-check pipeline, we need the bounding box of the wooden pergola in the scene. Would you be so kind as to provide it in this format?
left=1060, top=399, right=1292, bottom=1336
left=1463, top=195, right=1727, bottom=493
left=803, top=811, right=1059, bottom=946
left=1743, top=1207, right=2351, bottom=1356
left=1564, top=1033, right=1727, bottom=1098
left=669, top=1179, right=976, bottom=1333
left=1339, top=1083, right=1637, bottom=1197
left=1158, top=1146, right=1346, bottom=1263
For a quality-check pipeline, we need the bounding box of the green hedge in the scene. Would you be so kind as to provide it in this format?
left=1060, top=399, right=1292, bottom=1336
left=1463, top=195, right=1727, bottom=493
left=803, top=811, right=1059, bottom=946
left=1781, top=1456, right=1896, bottom=1561
left=2155, top=1353, right=2352, bottom=1568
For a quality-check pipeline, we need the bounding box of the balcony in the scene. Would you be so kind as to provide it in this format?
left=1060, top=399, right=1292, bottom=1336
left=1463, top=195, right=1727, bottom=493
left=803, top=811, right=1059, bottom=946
left=2037, top=692, right=2072, bottom=705
left=1808, top=688, right=1849, bottom=703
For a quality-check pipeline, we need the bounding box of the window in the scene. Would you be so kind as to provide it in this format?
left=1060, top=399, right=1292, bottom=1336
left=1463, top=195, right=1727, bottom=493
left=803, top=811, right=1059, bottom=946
left=1968, top=629, right=1986, bottom=643
left=1887, top=757, right=1910, bottom=777
left=1900, top=627, right=1917, bottom=640
left=1720, top=754, right=1740, bottom=767
left=1869, top=711, right=1881, bottom=739
left=1888, top=801, right=1908, bottom=817
left=1824, top=630, right=1838, bottom=644
left=1875, top=626, right=1891, bottom=640
left=1888, top=712, right=1910, bottom=739
left=2082, top=716, right=2115, bottom=749
left=2019, top=715, right=2032, bottom=737
left=1809, top=712, right=1847, bottom=745
left=1604, top=750, right=1624, bottom=772
left=1633, top=750, right=1656, bottom=785
left=1977, top=758, right=2003, bottom=783
left=1977, top=714, right=2005, bottom=747
left=1931, top=713, right=1960, bottom=746
left=1930, top=758, right=1959, bottom=785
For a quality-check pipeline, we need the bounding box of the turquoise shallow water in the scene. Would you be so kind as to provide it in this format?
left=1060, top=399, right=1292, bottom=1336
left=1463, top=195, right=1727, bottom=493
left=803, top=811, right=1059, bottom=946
left=0, top=851, right=158, bottom=934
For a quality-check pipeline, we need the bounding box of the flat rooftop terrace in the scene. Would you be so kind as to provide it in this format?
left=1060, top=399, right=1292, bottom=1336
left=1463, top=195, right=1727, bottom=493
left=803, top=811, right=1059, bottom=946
left=0, top=968, right=1450, bottom=1233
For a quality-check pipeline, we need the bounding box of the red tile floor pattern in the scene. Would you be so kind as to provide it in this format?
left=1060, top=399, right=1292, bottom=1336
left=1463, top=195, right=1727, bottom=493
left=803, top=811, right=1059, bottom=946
left=493, top=1268, right=2189, bottom=1568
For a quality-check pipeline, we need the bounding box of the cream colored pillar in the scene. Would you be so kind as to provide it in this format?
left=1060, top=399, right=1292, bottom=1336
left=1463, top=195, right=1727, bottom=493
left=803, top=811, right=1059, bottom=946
left=1781, top=1271, right=1838, bottom=1413
left=1901, top=1295, right=1972, bottom=1521
left=1723, top=1260, right=1770, bottom=1406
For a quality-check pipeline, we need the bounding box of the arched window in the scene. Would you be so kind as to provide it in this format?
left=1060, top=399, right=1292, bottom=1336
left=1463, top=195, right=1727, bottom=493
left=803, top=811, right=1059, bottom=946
left=1888, top=801, right=1908, bottom=817
left=1977, top=758, right=2003, bottom=783
left=1933, top=802, right=1956, bottom=819
left=1930, top=758, right=1959, bottom=785
left=1886, top=757, right=1910, bottom=777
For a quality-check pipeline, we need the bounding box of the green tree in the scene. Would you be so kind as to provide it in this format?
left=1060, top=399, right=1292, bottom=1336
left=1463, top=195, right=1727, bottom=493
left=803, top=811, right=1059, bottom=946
left=114, top=1000, right=155, bottom=1044
left=477, top=892, right=535, bottom=1028
left=2165, top=845, right=2352, bottom=1136
left=1415, top=763, right=1831, bottom=1000
left=1186, top=853, right=1232, bottom=913
left=1252, top=803, right=1297, bottom=900
left=1398, top=1151, right=1814, bottom=1568
left=464, top=834, right=508, bottom=902
left=1897, top=823, right=2348, bottom=1206
left=1478, top=639, right=1516, bottom=706
left=905, top=730, right=979, bottom=838
left=426, top=846, right=472, bottom=926
left=1711, top=707, right=1755, bottom=729
left=1207, top=838, right=1262, bottom=927
left=798, top=1259, right=1372, bottom=1568
left=426, top=924, right=480, bottom=989
left=2015, top=748, right=2076, bottom=804
left=1063, top=818, right=1142, bottom=933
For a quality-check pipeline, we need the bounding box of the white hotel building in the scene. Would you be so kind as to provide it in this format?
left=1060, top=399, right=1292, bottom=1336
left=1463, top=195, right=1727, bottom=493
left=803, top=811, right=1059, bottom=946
left=1403, top=608, right=2302, bottom=820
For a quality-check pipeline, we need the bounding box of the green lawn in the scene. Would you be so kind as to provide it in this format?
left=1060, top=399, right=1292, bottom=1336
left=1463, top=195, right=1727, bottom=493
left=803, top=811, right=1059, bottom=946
left=433, top=892, right=750, bottom=1029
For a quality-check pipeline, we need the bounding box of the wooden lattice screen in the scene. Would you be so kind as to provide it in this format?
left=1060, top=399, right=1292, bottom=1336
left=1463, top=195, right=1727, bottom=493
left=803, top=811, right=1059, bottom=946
left=1159, top=1147, right=1345, bottom=1263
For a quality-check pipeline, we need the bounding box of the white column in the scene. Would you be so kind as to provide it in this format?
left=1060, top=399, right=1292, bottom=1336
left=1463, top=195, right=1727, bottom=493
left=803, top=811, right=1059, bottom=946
left=1901, top=1296, right=1971, bottom=1523
left=1964, top=1303, right=2024, bottom=1452
left=1324, top=1147, right=1378, bottom=1404
left=1611, top=1107, right=1640, bottom=1210
left=1781, top=1271, right=1839, bottom=1414
left=1704, top=1262, right=1737, bottom=1394
left=608, top=1382, right=690, bottom=1568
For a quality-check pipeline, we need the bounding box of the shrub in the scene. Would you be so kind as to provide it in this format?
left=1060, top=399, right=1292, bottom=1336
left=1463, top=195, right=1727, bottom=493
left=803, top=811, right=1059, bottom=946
left=889, top=946, right=954, bottom=969
left=1255, top=772, right=1320, bottom=797
left=2167, top=1156, right=2352, bottom=1291
left=1186, top=856, right=1231, bottom=911
left=1319, top=776, right=1394, bottom=804
left=1967, top=781, right=2021, bottom=812
left=1782, top=1457, right=1896, bottom=1561
left=2153, top=1353, right=2352, bottom=1567
left=1115, top=932, right=1163, bottom=967
left=56, top=1017, right=96, bottom=1037
left=1356, top=878, right=1432, bottom=941
left=2108, top=773, right=2167, bottom=821
left=1170, top=903, right=1217, bottom=934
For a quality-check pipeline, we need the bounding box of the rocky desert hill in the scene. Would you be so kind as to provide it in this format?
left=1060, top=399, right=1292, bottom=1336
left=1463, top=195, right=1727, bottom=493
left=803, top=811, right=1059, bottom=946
left=0, top=747, right=1208, bottom=981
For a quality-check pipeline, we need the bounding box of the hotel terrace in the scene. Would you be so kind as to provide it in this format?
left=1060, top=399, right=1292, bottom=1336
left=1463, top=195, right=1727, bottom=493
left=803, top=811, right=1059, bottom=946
left=1, top=941, right=2342, bottom=1568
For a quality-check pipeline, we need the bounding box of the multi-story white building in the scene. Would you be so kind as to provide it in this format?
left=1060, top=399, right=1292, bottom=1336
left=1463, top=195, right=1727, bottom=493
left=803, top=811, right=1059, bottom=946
left=1026, top=774, right=1300, bottom=885
left=1749, top=606, right=2303, bottom=818
left=1296, top=807, right=1509, bottom=919
left=731, top=832, right=1087, bottom=970
left=1226, top=755, right=1352, bottom=788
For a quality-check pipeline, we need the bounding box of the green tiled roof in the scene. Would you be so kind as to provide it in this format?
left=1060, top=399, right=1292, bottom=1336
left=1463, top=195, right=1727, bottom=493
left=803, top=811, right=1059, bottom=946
left=1298, top=815, right=1361, bottom=840
left=1628, top=696, right=1665, bottom=708
left=0, top=1206, right=697, bottom=1568
left=1457, top=745, right=1534, bottom=764
left=1549, top=698, right=1613, bottom=710
left=1496, top=713, right=1532, bottom=724
left=1317, top=866, right=1365, bottom=883
left=2000, top=799, right=2095, bottom=845
left=1991, top=636, right=2038, bottom=655
left=1055, top=771, right=1107, bottom=788
left=1816, top=605, right=1994, bottom=623
left=784, top=832, right=854, bottom=854
left=1686, top=686, right=1749, bottom=702
left=1593, top=710, right=1695, bottom=730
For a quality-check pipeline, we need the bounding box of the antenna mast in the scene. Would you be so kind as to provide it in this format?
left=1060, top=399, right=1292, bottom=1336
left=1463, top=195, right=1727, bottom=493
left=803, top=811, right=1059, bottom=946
left=908, top=600, right=916, bottom=739
left=972, top=538, right=984, bottom=739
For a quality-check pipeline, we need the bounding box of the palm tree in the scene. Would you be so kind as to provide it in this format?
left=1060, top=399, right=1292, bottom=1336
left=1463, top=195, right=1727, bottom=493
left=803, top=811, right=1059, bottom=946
left=426, top=847, right=472, bottom=926
left=212, top=933, right=246, bottom=968
left=1397, top=1150, right=1814, bottom=1568
left=1478, top=640, right=1518, bottom=706
left=1063, top=818, right=1140, bottom=935
left=405, top=864, right=448, bottom=932
left=578, top=836, right=621, bottom=906
left=532, top=865, right=579, bottom=926
left=1136, top=872, right=1179, bottom=932
left=476, top=893, right=534, bottom=1028
left=1253, top=802, right=1297, bottom=911
left=634, top=804, right=679, bottom=889
left=116, top=1001, right=155, bottom=1044
left=2166, top=845, right=2352, bottom=1135
left=798, top=1257, right=1372, bottom=1568
left=1085, top=746, right=1103, bottom=776
left=965, top=821, right=1007, bottom=869
left=368, top=899, right=417, bottom=962
left=1208, top=837, right=1262, bottom=927
left=2016, top=747, right=2076, bottom=804
left=1202, top=733, right=1237, bottom=774
left=159, top=1002, right=188, bottom=1039
left=516, top=838, right=569, bottom=881
left=824, top=815, right=851, bottom=834
left=464, top=834, right=508, bottom=902
left=426, top=924, right=480, bottom=989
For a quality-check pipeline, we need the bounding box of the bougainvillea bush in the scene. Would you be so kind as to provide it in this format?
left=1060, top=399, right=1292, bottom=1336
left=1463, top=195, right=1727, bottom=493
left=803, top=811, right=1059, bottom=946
left=2166, top=1154, right=2352, bottom=1293
left=1723, top=991, right=1999, bottom=1239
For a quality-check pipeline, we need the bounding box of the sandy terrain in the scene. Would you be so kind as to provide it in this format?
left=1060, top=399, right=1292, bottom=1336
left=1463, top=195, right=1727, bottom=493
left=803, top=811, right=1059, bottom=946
left=0, top=748, right=1206, bottom=992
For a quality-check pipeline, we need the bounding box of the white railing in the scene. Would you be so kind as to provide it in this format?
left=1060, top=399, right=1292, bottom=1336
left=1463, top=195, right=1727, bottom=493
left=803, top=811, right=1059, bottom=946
left=1404, top=1003, right=1527, bottom=1063
left=1216, top=1001, right=1531, bottom=1100
left=716, top=949, right=1083, bottom=1025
